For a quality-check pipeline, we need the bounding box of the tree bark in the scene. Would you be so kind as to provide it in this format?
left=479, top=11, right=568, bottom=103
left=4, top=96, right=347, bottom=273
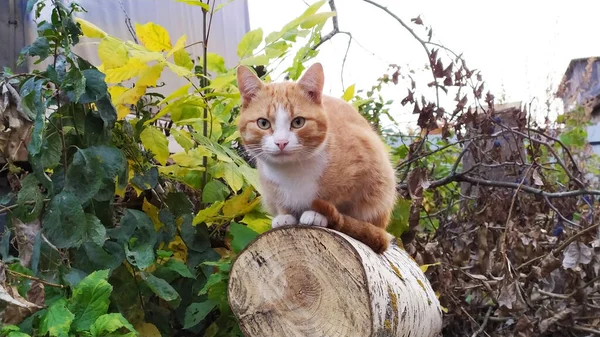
left=228, top=226, right=443, bottom=337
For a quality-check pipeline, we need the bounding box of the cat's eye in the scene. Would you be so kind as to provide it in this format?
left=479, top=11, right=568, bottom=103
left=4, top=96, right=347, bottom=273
left=256, top=118, right=271, bottom=130
left=291, top=117, right=305, bottom=129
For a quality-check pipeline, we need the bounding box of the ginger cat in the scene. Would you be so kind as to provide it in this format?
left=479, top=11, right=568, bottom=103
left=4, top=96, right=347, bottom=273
left=236, top=63, right=397, bottom=254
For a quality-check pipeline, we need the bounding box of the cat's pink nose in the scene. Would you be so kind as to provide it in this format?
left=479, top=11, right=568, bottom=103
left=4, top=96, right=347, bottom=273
left=275, top=141, right=289, bottom=150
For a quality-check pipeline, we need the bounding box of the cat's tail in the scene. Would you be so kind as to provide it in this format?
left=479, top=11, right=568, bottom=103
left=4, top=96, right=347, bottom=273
left=311, top=199, right=394, bottom=254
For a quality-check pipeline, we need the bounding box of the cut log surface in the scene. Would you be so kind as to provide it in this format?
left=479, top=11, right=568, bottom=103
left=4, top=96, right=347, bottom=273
left=228, top=226, right=443, bottom=337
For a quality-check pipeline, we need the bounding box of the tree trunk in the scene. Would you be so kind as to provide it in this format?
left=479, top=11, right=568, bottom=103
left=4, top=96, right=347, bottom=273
left=228, top=226, right=443, bottom=337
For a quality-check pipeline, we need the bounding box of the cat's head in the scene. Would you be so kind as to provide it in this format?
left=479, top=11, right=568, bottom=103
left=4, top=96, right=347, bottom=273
left=236, top=63, right=328, bottom=165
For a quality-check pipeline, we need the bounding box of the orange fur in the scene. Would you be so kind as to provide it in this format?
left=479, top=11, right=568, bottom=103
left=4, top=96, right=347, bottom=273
left=236, top=63, right=397, bottom=254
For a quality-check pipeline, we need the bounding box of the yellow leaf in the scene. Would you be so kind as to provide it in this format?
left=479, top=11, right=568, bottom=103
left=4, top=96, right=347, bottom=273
left=240, top=212, right=271, bottom=234
left=129, top=49, right=165, bottom=63
left=167, top=61, right=193, bottom=77
left=137, top=64, right=164, bottom=87
left=170, top=128, right=195, bottom=152
left=157, top=84, right=191, bottom=106
left=167, top=235, right=188, bottom=263
left=158, top=165, right=204, bottom=189
left=205, top=52, right=226, bottom=73
left=237, top=28, right=263, bottom=58
left=300, top=12, right=337, bottom=29
left=75, top=17, right=107, bottom=38
left=222, top=188, right=260, bottom=218
left=174, top=49, right=194, bottom=71
left=134, top=322, right=161, bottom=337
left=98, top=37, right=128, bottom=69
left=135, top=22, right=172, bottom=52
left=108, top=86, right=128, bottom=101
left=140, top=126, right=170, bottom=165
left=240, top=54, right=270, bottom=66
left=193, top=201, right=224, bottom=225
left=208, top=74, right=236, bottom=89
left=142, top=199, right=162, bottom=231
left=342, top=84, right=355, bottom=102
left=213, top=162, right=244, bottom=192
left=167, top=35, right=187, bottom=57
left=117, top=85, right=147, bottom=105
left=171, top=147, right=212, bottom=167
left=116, top=105, right=131, bottom=120
left=104, top=58, right=147, bottom=83
left=419, top=262, right=440, bottom=273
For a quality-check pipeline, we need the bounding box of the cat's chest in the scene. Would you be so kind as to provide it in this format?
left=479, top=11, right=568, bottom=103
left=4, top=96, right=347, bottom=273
left=259, top=159, right=327, bottom=213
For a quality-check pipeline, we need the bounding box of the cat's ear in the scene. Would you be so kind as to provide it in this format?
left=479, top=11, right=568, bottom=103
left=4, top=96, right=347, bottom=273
left=237, top=66, right=263, bottom=107
left=298, top=63, right=324, bottom=104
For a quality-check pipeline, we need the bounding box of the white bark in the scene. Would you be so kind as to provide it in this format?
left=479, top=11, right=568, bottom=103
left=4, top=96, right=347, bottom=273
left=228, top=226, right=443, bottom=337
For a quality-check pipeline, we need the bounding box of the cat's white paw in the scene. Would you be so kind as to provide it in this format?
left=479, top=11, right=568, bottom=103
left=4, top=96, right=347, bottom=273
left=272, top=214, right=298, bottom=228
left=299, top=211, right=328, bottom=227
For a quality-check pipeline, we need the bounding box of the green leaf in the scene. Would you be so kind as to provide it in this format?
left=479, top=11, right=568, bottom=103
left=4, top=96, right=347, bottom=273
left=15, top=174, right=43, bottom=223
left=140, top=272, right=180, bottom=302
left=90, top=313, right=137, bottom=337
left=239, top=54, right=270, bottom=66
left=180, top=216, right=210, bottom=252
left=43, top=191, right=87, bottom=249
left=171, top=147, right=212, bottom=167
left=124, top=242, right=154, bottom=270
left=140, top=126, right=170, bottom=165
left=68, top=270, right=112, bottom=332
left=39, top=299, right=74, bottom=337
left=205, top=52, right=227, bottom=73
left=174, top=48, right=194, bottom=71
left=229, top=222, right=258, bottom=253
left=300, top=12, right=337, bottom=29
left=63, top=67, right=87, bottom=103
left=85, top=214, right=106, bottom=246
left=163, top=259, right=194, bottom=278
left=165, top=192, right=193, bottom=217
left=20, top=37, right=50, bottom=63
left=175, top=0, right=210, bottom=10
left=240, top=212, right=271, bottom=234
left=170, top=128, right=195, bottom=152
left=183, top=300, right=218, bottom=329
left=79, top=69, right=108, bottom=104
left=342, top=84, right=355, bottom=102
left=131, top=167, right=159, bottom=191
left=202, top=180, right=229, bottom=203
left=237, top=28, right=263, bottom=59
left=121, top=209, right=157, bottom=269
left=198, top=272, right=223, bottom=296
left=94, top=95, right=118, bottom=130
left=65, top=146, right=125, bottom=202
left=38, top=131, right=61, bottom=170
left=212, top=162, right=244, bottom=192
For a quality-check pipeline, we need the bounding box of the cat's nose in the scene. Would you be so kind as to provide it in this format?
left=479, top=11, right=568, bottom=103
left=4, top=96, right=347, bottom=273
left=275, top=140, right=289, bottom=150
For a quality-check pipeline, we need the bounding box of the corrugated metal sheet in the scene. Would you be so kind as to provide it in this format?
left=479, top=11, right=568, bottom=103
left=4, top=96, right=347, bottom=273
left=23, top=0, right=249, bottom=97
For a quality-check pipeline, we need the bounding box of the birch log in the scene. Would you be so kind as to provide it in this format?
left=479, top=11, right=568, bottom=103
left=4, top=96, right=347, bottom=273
left=227, top=226, right=443, bottom=337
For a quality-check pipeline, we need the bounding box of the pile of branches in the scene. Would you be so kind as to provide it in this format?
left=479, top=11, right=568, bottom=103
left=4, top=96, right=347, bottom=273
left=320, top=0, right=600, bottom=334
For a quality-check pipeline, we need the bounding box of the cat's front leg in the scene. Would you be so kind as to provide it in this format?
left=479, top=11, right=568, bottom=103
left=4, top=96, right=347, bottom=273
left=299, top=210, right=328, bottom=227
left=271, top=214, right=298, bottom=228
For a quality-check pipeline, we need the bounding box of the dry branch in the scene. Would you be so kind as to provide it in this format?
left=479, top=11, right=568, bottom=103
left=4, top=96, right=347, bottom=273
left=228, top=226, right=443, bottom=337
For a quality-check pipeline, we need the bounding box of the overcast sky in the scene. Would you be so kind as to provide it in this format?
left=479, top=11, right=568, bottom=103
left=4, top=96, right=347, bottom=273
left=247, top=0, right=600, bottom=131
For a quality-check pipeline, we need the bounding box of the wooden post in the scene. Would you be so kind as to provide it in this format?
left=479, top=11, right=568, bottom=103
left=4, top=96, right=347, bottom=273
left=228, top=226, right=443, bottom=337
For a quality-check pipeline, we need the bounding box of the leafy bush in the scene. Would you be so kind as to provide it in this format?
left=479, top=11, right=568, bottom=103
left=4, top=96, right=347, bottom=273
left=0, top=0, right=339, bottom=335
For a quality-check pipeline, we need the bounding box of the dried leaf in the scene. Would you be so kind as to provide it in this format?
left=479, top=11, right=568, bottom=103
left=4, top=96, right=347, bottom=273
left=562, top=242, right=592, bottom=269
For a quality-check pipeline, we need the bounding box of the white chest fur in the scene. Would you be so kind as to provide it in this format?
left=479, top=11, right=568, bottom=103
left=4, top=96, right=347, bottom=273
left=259, top=155, right=328, bottom=214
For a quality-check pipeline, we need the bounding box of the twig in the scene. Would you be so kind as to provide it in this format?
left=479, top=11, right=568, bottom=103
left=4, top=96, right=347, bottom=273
left=398, top=172, right=600, bottom=199
left=470, top=306, right=493, bottom=337
left=518, top=223, right=600, bottom=271
left=361, top=0, right=439, bottom=106
left=572, top=325, right=600, bottom=335
left=6, top=269, right=65, bottom=288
